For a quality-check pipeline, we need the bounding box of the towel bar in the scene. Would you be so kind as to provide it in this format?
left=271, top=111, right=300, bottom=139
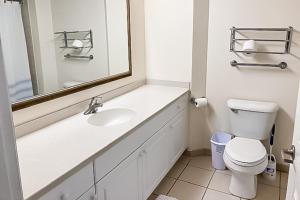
left=230, top=60, right=288, bottom=69
left=64, top=54, right=94, bottom=60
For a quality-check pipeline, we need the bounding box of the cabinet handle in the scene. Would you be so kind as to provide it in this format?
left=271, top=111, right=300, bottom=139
left=60, top=193, right=69, bottom=200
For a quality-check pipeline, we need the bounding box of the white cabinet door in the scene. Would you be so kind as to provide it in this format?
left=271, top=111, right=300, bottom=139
left=169, top=110, right=188, bottom=165
left=142, top=124, right=171, bottom=199
left=96, top=150, right=143, bottom=200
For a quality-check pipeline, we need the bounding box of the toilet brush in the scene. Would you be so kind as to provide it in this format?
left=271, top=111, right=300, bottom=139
left=263, top=124, right=277, bottom=180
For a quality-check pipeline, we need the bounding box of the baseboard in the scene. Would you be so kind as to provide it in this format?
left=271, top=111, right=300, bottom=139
left=184, top=148, right=211, bottom=157
left=185, top=148, right=289, bottom=173
left=277, top=163, right=289, bottom=173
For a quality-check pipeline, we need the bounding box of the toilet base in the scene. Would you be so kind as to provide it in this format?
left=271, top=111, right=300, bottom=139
left=229, top=172, right=257, bottom=199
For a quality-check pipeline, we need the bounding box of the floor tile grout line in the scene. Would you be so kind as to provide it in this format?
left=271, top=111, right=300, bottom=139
left=201, top=187, right=208, bottom=200
left=166, top=156, right=191, bottom=196
left=206, top=168, right=216, bottom=189
left=206, top=188, right=233, bottom=196
left=177, top=158, right=191, bottom=178
left=187, top=162, right=216, bottom=172
left=279, top=172, right=282, bottom=190
left=166, top=178, right=177, bottom=196
left=177, top=178, right=209, bottom=188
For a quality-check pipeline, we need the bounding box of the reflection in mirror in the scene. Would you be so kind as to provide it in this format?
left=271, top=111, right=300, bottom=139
left=0, top=0, right=131, bottom=105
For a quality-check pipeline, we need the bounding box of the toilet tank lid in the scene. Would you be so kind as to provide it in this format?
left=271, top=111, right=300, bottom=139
left=227, top=99, right=279, bottom=113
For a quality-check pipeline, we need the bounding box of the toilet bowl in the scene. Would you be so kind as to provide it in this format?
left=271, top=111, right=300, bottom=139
left=223, top=137, right=268, bottom=199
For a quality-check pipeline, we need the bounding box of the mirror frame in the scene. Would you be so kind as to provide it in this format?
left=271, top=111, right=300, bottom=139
left=12, top=0, right=132, bottom=111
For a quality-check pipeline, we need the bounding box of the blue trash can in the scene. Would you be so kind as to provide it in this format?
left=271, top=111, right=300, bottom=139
left=211, top=132, right=232, bottom=170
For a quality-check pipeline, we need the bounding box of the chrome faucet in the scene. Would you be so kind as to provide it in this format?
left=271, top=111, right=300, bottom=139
left=84, top=96, right=103, bottom=115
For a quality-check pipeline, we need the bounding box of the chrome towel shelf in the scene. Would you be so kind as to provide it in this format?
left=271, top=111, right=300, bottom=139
left=54, top=30, right=93, bottom=49
left=231, top=60, right=288, bottom=70
left=230, top=27, right=293, bottom=54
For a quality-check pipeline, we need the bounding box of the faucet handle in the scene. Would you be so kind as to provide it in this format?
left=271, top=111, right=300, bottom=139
left=90, top=96, right=102, bottom=104
left=93, top=96, right=102, bottom=103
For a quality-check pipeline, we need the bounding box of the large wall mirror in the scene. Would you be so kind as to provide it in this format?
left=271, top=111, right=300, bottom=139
left=0, top=0, right=132, bottom=111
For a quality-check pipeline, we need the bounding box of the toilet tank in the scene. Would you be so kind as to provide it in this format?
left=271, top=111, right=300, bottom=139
left=227, top=99, right=279, bottom=140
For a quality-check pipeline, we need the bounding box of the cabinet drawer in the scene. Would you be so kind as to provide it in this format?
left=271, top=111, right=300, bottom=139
left=94, top=93, right=189, bottom=182
left=39, top=163, right=94, bottom=200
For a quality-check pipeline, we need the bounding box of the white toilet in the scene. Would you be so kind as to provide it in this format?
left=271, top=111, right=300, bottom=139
left=224, top=99, right=279, bottom=199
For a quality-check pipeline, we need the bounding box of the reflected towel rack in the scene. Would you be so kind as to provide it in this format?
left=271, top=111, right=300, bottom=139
left=54, top=30, right=93, bottom=49
left=230, top=60, right=288, bottom=69
left=64, top=54, right=94, bottom=60
left=4, top=0, right=23, bottom=4
left=230, top=27, right=293, bottom=54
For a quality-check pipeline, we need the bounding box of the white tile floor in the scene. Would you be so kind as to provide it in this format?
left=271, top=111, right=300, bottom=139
left=149, top=155, right=289, bottom=200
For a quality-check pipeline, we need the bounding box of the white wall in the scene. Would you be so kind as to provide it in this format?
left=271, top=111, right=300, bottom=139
left=13, top=0, right=146, bottom=125
left=205, top=0, right=300, bottom=164
left=143, top=0, right=210, bottom=152
left=145, top=0, right=193, bottom=83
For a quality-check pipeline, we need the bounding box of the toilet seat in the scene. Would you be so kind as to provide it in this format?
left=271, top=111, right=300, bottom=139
left=225, top=137, right=267, bottom=167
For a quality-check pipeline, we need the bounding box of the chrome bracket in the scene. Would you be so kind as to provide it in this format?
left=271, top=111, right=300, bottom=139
left=230, top=108, right=238, bottom=114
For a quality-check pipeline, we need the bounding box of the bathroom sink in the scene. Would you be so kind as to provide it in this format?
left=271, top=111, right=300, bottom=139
left=87, top=108, right=136, bottom=127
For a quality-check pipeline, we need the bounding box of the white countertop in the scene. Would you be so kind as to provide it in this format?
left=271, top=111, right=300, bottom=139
left=16, top=84, right=189, bottom=200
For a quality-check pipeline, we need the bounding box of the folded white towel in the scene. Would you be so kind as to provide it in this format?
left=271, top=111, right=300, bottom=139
left=156, top=195, right=178, bottom=200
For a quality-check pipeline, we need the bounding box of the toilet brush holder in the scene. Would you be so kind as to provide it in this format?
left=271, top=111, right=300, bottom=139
left=263, top=155, right=276, bottom=181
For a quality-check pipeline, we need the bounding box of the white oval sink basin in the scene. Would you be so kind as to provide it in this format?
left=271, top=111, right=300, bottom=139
left=88, top=108, right=136, bottom=127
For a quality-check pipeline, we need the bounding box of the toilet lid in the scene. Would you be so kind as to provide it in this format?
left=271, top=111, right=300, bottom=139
left=225, top=137, right=267, bottom=167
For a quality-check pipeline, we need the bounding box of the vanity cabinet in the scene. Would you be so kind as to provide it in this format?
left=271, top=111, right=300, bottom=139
left=36, top=93, right=188, bottom=200
left=95, top=94, right=188, bottom=200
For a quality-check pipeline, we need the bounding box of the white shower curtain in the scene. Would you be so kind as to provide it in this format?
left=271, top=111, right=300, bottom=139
left=0, top=1, right=33, bottom=103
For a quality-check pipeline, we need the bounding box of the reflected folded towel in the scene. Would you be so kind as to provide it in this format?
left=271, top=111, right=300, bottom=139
left=156, top=195, right=178, bottom=200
